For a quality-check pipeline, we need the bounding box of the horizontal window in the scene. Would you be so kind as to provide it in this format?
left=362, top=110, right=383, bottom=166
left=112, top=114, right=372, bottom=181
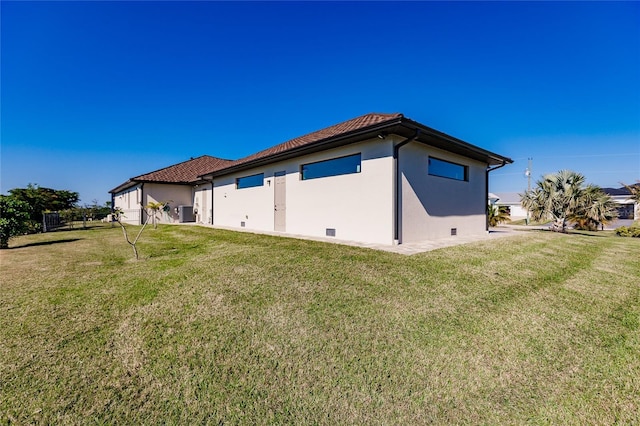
left=428, top=157, right=468, bottom=181
left=236, top=173, right=264, bottom=189
left=301, top=153, right=361, bottom=180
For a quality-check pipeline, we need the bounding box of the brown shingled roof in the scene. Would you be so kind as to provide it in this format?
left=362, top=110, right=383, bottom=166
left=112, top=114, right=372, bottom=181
left=111, top=112, right=513, bottom=195
left=134, top=155, right=233, bottom=183
left=216, top=112, right=403, bottom=172
left=110, top=155, right=232, bottom=193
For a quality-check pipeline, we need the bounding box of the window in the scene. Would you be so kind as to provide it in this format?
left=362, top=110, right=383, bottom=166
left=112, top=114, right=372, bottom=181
left=428, top=157, right=468, bottom=181
left=236, top=173, right=264, bottom=189
left=301, top=153, right=361, bottom=180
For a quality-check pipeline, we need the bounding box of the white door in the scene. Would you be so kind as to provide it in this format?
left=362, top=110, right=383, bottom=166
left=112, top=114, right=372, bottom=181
left=274, top=171, right=286, bottom=232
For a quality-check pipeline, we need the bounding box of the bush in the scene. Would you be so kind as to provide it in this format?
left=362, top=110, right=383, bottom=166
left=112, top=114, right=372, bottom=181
left=0, top=195, right=32, bottom=248
left=615, top=223, right=640, bottom=238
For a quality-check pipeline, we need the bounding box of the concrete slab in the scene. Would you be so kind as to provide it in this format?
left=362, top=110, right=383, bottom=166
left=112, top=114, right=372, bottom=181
left=188, top=223, right=530, bottom=255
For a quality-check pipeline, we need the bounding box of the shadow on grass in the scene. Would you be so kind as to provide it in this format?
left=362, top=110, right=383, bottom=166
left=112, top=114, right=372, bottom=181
left=10, top=238, right=83, bottom=249
left=46, top=224, right=116, bottom=233
left=568, top=231, right=610, bottom=238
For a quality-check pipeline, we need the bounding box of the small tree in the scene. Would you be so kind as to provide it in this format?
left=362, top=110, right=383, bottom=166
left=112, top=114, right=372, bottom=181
left=488, top=204, right=510, bottom=227
left=570, top=185, right=618, bottom=230
left=113, top=207, right=152, bottom=260
left=621, top=181, right=640, bottom=202
left=0, top=195, right=31, bottom=249
left=145, top=201, right=171, bottom=229
left=521, top=170, right=586, bottom=232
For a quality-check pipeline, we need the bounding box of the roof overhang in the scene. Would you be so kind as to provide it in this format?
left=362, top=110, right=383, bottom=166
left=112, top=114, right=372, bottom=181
left=109, top=179, right=194, bottom=194
left=109, top=180, right=139, bottom=195
left=200, top=116, right=512, bottom=179
left=392, top=118, right=513, bottom=167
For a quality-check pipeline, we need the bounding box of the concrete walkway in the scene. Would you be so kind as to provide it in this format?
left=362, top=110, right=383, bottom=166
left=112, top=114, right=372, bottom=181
left=192, top=223, right=532, bottom=256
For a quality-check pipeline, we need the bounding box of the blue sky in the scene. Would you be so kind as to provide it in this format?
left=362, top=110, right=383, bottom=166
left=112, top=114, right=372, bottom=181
left=2, top=1, right=639, bottom=205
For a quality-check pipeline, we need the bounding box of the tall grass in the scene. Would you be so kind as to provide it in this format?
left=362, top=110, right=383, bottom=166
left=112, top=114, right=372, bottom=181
left=1, top=225, right=639, bottom=424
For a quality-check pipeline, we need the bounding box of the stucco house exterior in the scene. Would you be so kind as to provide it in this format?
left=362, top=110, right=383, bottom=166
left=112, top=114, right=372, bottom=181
left=109, top=155, right=232, bottom=224
left=110, top=113, right=512, bottom=244
left=194, top=113, right=512, bottom=245
left=493, top=192, right=529, bottom=220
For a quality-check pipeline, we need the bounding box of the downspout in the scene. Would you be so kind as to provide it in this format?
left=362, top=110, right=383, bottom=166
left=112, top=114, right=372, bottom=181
left=394, top=129, right=420, bottom=243
left=486, top=161, right=507, bottom=231
left=140, top=183, right=145, bottom=225
left=202, top=177, right=214, bottom=225
left=210, top=179, right=214, bottom=225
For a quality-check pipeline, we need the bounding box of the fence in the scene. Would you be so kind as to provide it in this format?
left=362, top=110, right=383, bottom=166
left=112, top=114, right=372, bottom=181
left=117, top=208, right=143, bottom=225
left=42, top=212, right=64, bottom=232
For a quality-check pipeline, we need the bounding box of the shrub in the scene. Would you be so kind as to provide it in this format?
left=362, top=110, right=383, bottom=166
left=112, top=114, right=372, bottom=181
left=615, top=223, right=640, bottom=238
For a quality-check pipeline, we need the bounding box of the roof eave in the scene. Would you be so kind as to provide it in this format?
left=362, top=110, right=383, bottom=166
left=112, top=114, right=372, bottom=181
left=109, top=179, right=197, bottom=194
left=109, top=179, right=139, bottom=194
left=199, top=115, right=512, bottom=179
left=200, top=116, right=404, bottom=179
left=395, top=118, right=513, bottom=166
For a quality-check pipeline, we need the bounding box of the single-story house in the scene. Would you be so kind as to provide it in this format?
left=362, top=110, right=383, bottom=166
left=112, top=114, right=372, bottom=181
left=603, top=186, right=639, bottom=220
left=111, top=113, right=512, bottom=244
left=192, top=113, right=512, bottom=245
left=110, top=155, right=232, bottom=224
left=493, top=192, right=529, bottom=220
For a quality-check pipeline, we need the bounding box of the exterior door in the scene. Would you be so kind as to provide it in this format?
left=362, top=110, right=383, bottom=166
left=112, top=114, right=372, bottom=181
left=201, top=190, right=208, bottom=224
left=274, top=171, right=286, bottom=232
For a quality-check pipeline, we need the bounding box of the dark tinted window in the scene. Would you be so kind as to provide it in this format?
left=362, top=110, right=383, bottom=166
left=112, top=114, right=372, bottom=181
left=236, top=173, right=264, bottom=189
left=428, top=157, right=468, bottom=181
left=301, top=154, right=361, bottom=180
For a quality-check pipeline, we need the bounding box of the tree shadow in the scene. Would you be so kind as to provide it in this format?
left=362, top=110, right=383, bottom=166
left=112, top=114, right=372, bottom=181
left=568, top=231, right=609, bottom=238
left=9, top=238, right=83, bottom=249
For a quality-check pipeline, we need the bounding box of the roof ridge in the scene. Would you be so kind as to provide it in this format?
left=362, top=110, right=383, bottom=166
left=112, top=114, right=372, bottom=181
left=132, top=155, right=233, bottom=180
left=222, top=112, right=404, bottom=169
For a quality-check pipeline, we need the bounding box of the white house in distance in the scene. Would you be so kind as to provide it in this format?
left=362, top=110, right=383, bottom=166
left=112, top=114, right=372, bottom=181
left=493, top=192, right=529, bottom=220
left=603, top=186, right=639, bottom=220
left=111, top=113, right=513, bottom=245
left=493, top=187, right=640, bottom=223
left=110, top=155, right=232, bottom=224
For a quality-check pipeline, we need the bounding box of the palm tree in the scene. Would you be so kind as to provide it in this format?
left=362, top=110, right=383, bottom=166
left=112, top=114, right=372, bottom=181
left=520, top=170, right=586, bottom=232
left=488, top=204, right=510, bottom=227
left=570, top=185, right=618, bottom=230
left=621, top=181, right=640, bottom=202
left=145, top=201, right=168, bottom=229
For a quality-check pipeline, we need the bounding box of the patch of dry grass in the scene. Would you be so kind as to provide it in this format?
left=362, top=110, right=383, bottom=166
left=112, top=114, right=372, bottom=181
left=1, top=226, right=639, bottom=424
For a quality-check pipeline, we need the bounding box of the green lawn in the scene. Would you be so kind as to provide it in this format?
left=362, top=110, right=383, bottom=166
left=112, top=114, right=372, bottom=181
left=1, top=225, right=639, bottom=424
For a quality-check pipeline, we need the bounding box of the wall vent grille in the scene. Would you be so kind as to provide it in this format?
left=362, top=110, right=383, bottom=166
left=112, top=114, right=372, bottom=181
left=326, top=228, right=336, bottom=237
left=451, top=228, right=457, bottom=236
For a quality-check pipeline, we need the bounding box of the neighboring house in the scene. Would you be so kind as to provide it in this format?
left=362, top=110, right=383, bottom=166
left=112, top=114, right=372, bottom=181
left=110, top=155, right=232, bottom=224
left=195, top=113, right=512, bottom=245
left=493, top=192, right=528, bottom=220
left=603, top=187, right=639, bottom=220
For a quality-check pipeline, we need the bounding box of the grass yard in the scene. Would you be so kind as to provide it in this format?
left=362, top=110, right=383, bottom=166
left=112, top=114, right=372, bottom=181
left=1, top=225, right=639, bottom=424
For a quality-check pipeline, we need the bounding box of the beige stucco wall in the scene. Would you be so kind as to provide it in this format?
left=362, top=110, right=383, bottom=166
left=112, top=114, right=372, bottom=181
left=212, top=138, right=396, bottom=245
left=193, top=185, right=213, bottom=224
left=399, top=142, right=487, bottom=243
left=112, top=184, right=142, bottom=224
left=143, top=183, right=193, bottom=224
left=286, top=139, right=395, bottom=244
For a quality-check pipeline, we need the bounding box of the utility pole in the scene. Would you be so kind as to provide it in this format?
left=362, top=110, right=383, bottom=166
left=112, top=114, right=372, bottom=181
left=525, top=158, right=532, bottom=225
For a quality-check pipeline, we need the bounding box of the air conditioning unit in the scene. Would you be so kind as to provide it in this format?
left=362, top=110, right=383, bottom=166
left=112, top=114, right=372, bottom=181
left=178, top=205, right=195, bottom=223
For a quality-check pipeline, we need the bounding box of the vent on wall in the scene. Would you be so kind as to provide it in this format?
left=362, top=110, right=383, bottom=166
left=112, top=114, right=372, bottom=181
left=241, top=221, right=245, bottom=227
left=451, top=228, right=457, bottom=236
left=326, top=228, right=336, bottom=237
